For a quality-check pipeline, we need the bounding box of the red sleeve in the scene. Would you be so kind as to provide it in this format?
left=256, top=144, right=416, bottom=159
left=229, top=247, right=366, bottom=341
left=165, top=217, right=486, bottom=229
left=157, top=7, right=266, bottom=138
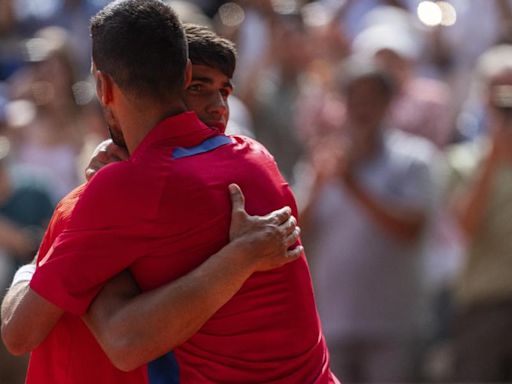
left=36, top=184, right=87, bottom=264
left=30, top=163, right=154, bottom=315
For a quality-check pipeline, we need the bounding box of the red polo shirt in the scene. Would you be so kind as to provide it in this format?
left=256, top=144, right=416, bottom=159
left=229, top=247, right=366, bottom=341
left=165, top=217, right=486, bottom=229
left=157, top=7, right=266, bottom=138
left=31, top=112, right=336, bottom=383
left=28, top=187, right=161, bottom=383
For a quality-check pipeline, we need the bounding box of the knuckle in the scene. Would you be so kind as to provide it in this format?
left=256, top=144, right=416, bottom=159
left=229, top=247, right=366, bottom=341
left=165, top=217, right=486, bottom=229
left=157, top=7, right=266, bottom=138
left=269, top=214, right=280, bottom=225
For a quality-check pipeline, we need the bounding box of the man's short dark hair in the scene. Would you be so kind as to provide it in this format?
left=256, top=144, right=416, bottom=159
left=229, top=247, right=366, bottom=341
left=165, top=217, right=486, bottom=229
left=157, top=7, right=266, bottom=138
left=184, top=24, right=237, bottom=78
left=91, top=0, right=188, bottom=100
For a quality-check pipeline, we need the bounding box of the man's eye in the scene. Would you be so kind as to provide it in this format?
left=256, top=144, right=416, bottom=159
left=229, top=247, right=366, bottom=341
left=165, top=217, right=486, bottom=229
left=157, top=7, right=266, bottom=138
left=188, top=84, right=202, bottom=92
left=220, top=88, right=232, bottom=98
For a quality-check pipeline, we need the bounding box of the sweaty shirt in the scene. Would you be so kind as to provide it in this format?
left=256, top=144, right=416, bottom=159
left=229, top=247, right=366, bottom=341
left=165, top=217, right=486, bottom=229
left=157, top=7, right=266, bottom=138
left=31, top=112, right=336, bottom=383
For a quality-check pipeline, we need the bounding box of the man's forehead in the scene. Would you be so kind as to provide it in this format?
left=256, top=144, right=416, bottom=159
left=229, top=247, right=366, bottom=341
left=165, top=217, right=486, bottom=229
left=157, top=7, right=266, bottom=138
left=191, top=64, right=232, bottom=86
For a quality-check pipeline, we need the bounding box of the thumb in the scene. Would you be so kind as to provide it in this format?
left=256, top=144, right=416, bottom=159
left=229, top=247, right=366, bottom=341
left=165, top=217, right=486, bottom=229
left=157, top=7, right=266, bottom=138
left=229, top=184, right=245, bottom=214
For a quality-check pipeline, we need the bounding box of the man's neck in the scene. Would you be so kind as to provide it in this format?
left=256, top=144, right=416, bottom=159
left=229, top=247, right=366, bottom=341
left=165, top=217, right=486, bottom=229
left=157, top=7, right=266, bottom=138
left=118, top=96, right=188, bottom=154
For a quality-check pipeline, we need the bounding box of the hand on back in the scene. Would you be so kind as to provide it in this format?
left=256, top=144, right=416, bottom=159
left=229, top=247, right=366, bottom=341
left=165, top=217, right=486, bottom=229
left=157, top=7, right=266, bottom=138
left=228, top=184, right=303, bottom=272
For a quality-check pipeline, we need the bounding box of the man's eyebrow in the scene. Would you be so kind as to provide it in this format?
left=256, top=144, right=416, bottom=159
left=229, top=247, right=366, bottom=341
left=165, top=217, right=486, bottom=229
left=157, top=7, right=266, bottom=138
left=191, top=76, right=213, bottom=84
left=190, top=77, right=234, bottom=90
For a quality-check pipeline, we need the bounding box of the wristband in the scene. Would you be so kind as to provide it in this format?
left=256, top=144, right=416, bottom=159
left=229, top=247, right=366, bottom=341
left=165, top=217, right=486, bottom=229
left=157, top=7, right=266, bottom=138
left=10, top=264, right=36, bottom=287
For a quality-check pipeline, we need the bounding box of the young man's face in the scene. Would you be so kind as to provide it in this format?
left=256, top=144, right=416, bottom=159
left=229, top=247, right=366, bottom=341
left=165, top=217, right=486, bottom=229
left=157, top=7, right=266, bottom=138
left=183, top=64, right=233, bottom=132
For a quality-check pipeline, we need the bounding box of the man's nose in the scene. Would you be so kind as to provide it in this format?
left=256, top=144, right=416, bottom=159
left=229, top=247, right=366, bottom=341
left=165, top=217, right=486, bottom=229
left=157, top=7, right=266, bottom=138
left=208, top=92, right=228, bottom=116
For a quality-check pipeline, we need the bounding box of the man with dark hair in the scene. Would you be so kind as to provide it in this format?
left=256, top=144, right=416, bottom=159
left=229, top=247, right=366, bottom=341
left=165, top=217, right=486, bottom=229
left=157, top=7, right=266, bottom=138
left=90, top=0, right=188, bottom=101
left=2, top=21, right=301, bottom=384
left=86, top=23, right=236, bottom=176
left=2, top=19, right=301, bottom=384
left=186, top=23, right=236, bottom=79
left=2, top=1, right=336, bottom=383
left=182, top=23, right=235, bottom=132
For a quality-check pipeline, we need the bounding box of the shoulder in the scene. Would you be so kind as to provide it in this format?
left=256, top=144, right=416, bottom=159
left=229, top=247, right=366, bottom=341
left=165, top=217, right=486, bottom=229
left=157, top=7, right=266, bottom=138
left=230, top=135, right=275, bottom=159
left=81, top=160, right=150, bottom=203
left=86, top=160, right=135, bottom=193
left=68, top=161, right=141, bottom=229
left=53, top=183, right=87, bottom=222
left=36, top=183, right=88, bottom=262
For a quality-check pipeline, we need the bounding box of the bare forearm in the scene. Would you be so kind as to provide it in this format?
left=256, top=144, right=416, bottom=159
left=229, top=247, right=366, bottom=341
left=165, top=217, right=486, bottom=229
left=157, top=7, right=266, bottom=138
left=1, top=282, right=63, bottom=355
left=84, top=239, right=255, bottom=371
left=84, top=185, right=300, bottom=371
left=1, top=283, right=30, bottom=355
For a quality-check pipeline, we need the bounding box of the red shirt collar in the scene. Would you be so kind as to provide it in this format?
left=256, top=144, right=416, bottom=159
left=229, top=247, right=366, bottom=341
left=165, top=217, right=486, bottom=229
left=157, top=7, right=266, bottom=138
left=132, top=112, right=218, bottom=158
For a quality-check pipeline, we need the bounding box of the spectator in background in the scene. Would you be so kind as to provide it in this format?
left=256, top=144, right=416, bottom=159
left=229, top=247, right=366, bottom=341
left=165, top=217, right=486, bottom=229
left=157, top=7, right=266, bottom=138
left=6, top=26, right=84, bottom=201
left=298, top=58, right=435, bottom=383
left=8, top=0, right=110, bottom=77
left=230, top=0, right=275, bottom=93
left=0, top=134, right=53, bottom=384
left=352, top=15, right=453, bottom=148
left=325, top=0, right=414, bottom=40
left=0, top=136, right=53, bottom=291
left=294, top=1, right=349, bottom=147
left=241, top=13, right=310, bottom=183
left=445, top=44, right=512, bottom=383
left=430, top=0, right=512, bottom=129
left=350, top=25, right=459, bottom=346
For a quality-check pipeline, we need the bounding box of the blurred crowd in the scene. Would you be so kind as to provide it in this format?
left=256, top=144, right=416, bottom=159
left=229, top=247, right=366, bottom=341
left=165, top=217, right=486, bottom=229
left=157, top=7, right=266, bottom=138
left=1, top=0, right=512, bottom=383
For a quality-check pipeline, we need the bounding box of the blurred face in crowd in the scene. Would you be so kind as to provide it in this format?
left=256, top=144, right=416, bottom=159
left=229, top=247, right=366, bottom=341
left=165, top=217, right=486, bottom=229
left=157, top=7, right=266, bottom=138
left=308, top=23, right=350, bottom=65
left=273, top=22, right=312, bottom=77
left=374, top=48, right=410, bottom=88
left=183, top=64, right=233, bottom=131
left=345, top=77, right=392, bottom=135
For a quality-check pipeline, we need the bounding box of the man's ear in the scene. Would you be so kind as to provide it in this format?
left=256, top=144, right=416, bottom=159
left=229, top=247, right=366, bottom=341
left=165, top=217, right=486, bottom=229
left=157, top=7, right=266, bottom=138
left=183, top=59, right=192, bottom=90
left=95, top=71, right=115, bottom=106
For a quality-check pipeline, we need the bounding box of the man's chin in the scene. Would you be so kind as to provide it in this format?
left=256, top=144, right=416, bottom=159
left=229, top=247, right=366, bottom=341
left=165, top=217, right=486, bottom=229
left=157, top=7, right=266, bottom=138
left=207, top=121, right=227, bottom=133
